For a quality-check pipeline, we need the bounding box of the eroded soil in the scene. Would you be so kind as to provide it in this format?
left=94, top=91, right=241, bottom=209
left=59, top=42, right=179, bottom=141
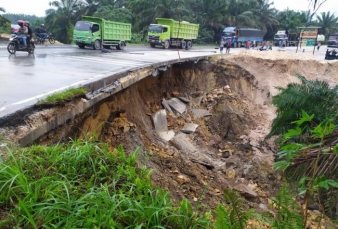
left=2, top=52, right=338, bottom=227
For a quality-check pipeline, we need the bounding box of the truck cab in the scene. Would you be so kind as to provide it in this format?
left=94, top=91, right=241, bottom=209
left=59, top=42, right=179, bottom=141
left=148, top=24, right=171, bottom=48
left=328, top=34, right=338, bottom=48
left=73, top=21, right=102, bottom=49
left=274, top=30, right=288, bottom=46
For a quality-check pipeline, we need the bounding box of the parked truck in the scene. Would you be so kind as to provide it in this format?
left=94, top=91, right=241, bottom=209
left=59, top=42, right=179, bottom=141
left=273, top=30, right=288, bottom=46
left=287, top=33, right=299, bottom=46
left=148, top=18, right=199, bottom=49
left=328, top=33, right=338, bottom=48
left=222, top=27, right=264, bottom=48
left=73, top=16, right=131, bottom=50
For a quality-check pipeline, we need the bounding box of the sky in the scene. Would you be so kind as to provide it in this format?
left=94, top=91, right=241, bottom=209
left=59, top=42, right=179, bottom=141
left=0, top=0, right=337, bottom=17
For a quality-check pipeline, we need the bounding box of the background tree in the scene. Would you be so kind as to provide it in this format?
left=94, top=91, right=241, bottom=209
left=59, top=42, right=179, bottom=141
left=316, top=11, right=338, bottom=38
left=0, top=7, right=6, bottom=13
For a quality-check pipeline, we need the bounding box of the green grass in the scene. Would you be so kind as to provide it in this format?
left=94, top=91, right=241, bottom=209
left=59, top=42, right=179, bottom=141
left=0, top=136, right=328, bottom=228
left=39, top=87, right=86, bottom=104
left=0, top=138, right=213, bottom=228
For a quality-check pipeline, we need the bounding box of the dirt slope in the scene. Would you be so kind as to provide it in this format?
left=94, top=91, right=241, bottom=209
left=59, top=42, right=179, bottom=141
left=2, top=51, right=338, bottom=227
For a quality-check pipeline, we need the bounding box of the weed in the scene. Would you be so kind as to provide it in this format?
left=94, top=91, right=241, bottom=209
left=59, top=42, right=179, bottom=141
left=38, top=87, right=86, bottom=103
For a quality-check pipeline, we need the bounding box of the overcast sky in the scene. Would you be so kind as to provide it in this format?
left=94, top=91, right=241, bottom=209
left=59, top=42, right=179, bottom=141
left=0, top=0, right=337, bottom=17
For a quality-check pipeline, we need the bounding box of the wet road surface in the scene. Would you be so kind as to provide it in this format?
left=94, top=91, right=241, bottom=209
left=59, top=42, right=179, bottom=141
left=0, top=44, right=218, bottom=117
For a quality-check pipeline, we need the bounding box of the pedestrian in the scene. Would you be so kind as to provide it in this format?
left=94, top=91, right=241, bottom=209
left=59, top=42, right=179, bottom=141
left=253, top=40, right=256, bottom=49
left=267, top=40, right=272, bottom=50
left=246, top=40, right=251, bottom=50
left=259, top=40, right=266, bottom=51
left=279, top=40, right=282, bottom=48
left=317, top=42, right=321, bottom=51
left=226, top=39, right=231, bottom=53
left=219, top=38, right=225, bottom=53
left=282, top=40, right=286, bottom=48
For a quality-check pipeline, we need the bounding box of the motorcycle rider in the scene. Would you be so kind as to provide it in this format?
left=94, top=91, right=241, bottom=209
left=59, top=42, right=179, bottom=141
left=36, top=24, right=48, bottom=42
left=25, top=21, right=32, bottom=46
left=17, top=20, right=28, bottom=48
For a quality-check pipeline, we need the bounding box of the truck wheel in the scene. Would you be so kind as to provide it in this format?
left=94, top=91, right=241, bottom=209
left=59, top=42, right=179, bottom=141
left=163, top=40, right=170, bottom=49
left=150, top=43, right=156, bottom=48
left=116, top=42, right=125, bottom=50
left=93, top=40, right=101, bottom=50
left=186, top=41, right=192, bottom=50
left=78, top=44, right=85, bottom=49
left=180, top=40, right=186, bottom=49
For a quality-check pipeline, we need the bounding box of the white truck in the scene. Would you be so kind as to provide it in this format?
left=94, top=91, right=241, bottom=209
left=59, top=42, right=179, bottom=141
left=274, top=30, right=288, bottom=47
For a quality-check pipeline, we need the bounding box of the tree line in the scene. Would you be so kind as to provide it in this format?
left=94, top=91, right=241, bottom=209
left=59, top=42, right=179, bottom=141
left=1, top=0, right=338, bottom=44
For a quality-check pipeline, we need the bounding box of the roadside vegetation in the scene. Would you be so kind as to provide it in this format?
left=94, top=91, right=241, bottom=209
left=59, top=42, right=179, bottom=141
left=0, top=124, right=337, bottom=228
left=1, top=0, right=337, bottom=44
left=38, top=87, right=86, bottom=104
left=269, top=74, right=338, bottom=224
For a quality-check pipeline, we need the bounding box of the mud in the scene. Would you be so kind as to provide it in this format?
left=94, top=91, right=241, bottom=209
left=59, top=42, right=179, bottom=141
left=2, top=54, right=338, bottom=218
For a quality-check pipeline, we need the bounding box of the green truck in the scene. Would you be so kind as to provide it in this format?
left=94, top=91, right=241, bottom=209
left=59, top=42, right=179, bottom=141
left=73, top=16, right=131, bottom=50
left=148, top=18, right=199, bottom=49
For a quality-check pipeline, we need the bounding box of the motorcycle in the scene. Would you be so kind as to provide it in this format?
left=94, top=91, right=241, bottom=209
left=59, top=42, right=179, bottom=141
left=35, top=32, right=55, bottom=44
left=7, top=34, right=35, bottom=54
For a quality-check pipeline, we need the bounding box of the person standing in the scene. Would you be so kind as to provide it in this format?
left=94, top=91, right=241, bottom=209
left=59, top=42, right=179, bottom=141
left=317, top=42, right=321, bottom=51
left=219, top=38, right=225, bottom=53
left=226, top=39, right=231, bottom=53
left=246, top=40, right=251, bottom=50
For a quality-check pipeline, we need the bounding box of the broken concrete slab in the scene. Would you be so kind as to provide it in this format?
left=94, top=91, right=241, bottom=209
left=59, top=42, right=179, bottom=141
left=170, top=133, right=197, bottom=154
left=152, top=109, right=168, bottom=132
left=233, top=183, right=258, bottom=198
left=168, top=98, right=187, bottom=114
left=181, top=123, right=199, bottom=134
left=158, top=130, right=175, bottom=141
left=178, top=97, right=190, bottom=103
left=162, top=99, right=176, bottom=117
left=192, top=109, right=212, bottom=118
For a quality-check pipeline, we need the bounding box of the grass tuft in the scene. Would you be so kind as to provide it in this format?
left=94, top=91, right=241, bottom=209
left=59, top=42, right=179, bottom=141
left=39, top=87, right=86, bottom=103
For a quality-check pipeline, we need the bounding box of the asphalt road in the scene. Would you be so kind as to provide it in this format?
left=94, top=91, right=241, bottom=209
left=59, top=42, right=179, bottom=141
left=0, top=40, right=329, bottom=118
left=0, top=43, right=219, bottom=117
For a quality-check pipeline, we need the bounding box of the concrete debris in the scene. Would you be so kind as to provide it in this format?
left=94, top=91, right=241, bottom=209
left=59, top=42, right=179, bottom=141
left=162, top=99, right=176, bottom=117
left=192, top=109, right=212, bottom=118
left=233, top=183, right=258, bottom=198
left=152, top=109, right=168, bottom=132
left=178, top=97, right=190, bottom=103
left=181, top=123, right=199, bottom=134
left=190, top=158, right=214, bottom=169
left=158, top=130, right=175, bottom=141
left=168, top=98, right=187, bottom=114
left=170, top=133, right=197, bottom=154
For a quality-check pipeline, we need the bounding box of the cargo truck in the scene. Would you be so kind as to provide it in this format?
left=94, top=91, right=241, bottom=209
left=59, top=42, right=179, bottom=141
left=73, top=16, right=131, bottom=50
left=148, top=18, right=199, bottom=49
left=222, top=27, right=264, bottom=48
left=274, top=30, right=288, bottom=46
left=328, top=33, right=338, bottom=48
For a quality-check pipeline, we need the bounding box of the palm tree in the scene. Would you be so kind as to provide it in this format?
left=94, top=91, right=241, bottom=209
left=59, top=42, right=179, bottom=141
left=316, top=11, right=338, bottom=38
left=252, top=0, right=278, bottom=33
left=128, top=0, right=190, bottom=36
left=45, top=0, right=91, bottom=44
left=0, top=7, right=5, bottom=13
